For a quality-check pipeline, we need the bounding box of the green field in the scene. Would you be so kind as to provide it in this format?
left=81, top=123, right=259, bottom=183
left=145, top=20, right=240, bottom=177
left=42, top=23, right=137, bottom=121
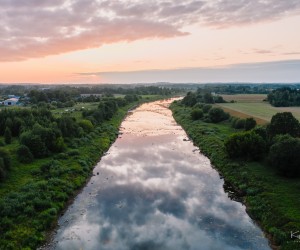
left=218, top=94, right=300, bottom=123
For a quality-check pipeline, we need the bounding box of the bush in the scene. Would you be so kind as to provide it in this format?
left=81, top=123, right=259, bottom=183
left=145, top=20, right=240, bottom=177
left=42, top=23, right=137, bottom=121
left=17, top=145, right=34, bottom=164
left=78, top=119, right=94, bottom=133
left=268, top=135, right=300, bottom=177
left=234, top=119, right=246, bottom=129
left=225, top=131, right=266, bottom=160
left=244, top=117, right=256, bottom=131
left=0, top=148, right=11, bottom=171
left=67, top=150, right=80, bottom=156
left=0, top=159, right=6, bottom=180
left=267, top=112, right=300, bottom=138
left=208, top=107, right=230, bottom=123
left=191, top=108, right=203, bottom=120
left=4, top=127, right=12, bottom=144
left=20, top=132, right=48, bottom=158
left=202, top=104, right=212, bottom=113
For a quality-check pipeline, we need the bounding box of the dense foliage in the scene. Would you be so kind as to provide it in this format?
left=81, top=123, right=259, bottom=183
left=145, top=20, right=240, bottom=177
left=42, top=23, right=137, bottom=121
left=269, top=135, right=300, bottom=177
left=268, top=87, right=300, bottom=107
left=267, top=112, right=300, bottom=138
left=225, top=131, right=266, bottom=160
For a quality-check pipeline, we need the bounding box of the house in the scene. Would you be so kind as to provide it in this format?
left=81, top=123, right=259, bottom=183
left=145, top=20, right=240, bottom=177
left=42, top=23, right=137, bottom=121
left=3, top=98, right=19, bottom=106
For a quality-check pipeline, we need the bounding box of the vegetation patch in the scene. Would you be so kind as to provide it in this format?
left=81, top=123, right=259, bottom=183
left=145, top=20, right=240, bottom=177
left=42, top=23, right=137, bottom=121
left=0, top=86, right=172, bottom=249
left=171, top=101, right=300, bottom=250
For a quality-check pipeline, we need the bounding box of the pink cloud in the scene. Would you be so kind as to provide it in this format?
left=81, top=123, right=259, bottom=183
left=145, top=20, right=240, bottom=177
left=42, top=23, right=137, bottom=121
left=1, top=0, right=300, bottom=61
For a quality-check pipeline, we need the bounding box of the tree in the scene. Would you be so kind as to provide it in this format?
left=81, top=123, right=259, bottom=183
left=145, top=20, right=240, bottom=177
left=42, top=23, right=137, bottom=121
left=208, top=107, right=230, bottom=123
left=267, top=112, right=300, bottom=138
left=20, top=132, right=48, bottom=158
left=181, top=92, right=197, bottom=107
left=4, top=127, right=12, bottom=144
left=191, top=108, right=203, bottom=120
left=225, top=131, right=266, bottom=160
left=78, top=119, right=94, bottom=133
left=268, top=135, right=300, bottom=177
left=17, top=145, right=34, bottom=164
left=0, top=148, right=11, bottom=171
left=244, top=117, right=256, bottom=131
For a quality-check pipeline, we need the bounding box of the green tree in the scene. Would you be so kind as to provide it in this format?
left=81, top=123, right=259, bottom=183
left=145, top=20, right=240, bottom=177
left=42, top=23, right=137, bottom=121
left=78, top=119, right=94, bottom=133
left=191, top=108, right=203, bottom=120
left=182, top=92, right=197, bottom=107
left=17, top=145, right=34, bottom=164
left=20, top=132, right=48, bottom=158
left=208, top=107, right=230, bottom=123
left=267, top=112, right=300, bottom=138
left=225, top=131, right=266, bottom=160
left=268, top=135, right=300, bottom=177
left=4, top=127, right=12, bottom=144
left=244, top=117, right=257, bottom=131
left=0, top=148, right=11, bottom=171
left=0, top=158, right=6, bottom=180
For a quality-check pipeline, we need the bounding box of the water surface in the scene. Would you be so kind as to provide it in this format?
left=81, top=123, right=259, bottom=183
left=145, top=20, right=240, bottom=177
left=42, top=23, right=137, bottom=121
left=45, top=99, right=270, bottom=250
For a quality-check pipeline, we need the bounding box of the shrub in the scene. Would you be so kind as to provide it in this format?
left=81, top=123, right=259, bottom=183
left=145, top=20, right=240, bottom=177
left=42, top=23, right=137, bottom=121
left=208, top=107, right=230, bottom=123
left=191, top=108, right=203, bottom=120
left=268, top=135, right=300, bottom=177
left=252, top=126, right=267, bottom=141
left=78, top=119, right=94, bottom=133
left=225, top=131, right=266, bottom=160
left=17, top=145, right=34, bottom=164
left=235, top=119, right=246, bottom=129
left=192, top=103, right=204, bottom=109
left=230, top=117, right=239, bottom=128
left=67, top=150, right=80, bottom=156
left=244, top=117, right=256, bottom=131
left=267, top=112, right=300, bottom=138
left=0, top=148, right=11, bottom=171
left=4, top=127, right=12, bottom=144
left=202, top=104, right=212, bottom=113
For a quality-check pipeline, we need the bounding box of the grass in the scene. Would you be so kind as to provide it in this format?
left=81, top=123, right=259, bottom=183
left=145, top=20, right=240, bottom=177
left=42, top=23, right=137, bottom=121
left=171, top=101, right=300, bottom=250
left=218, top=94, right=300, bottom=123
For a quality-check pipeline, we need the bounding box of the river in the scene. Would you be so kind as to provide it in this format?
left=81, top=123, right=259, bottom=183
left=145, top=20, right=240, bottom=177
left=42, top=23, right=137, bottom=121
left=44, top=99, right=271, bottom=250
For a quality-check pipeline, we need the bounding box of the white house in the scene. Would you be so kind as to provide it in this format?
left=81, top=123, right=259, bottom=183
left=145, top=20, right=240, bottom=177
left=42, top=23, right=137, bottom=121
left=3, top=98, right=19, bottom=106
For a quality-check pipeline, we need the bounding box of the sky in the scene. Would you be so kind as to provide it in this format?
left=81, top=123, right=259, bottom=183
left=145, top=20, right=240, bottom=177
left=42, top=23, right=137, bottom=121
left=0, top=0, right=300, bottom=84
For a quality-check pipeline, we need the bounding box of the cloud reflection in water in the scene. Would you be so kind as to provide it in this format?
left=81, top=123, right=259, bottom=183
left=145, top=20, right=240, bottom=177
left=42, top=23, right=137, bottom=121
left=49, top=99, right=270, bottom=250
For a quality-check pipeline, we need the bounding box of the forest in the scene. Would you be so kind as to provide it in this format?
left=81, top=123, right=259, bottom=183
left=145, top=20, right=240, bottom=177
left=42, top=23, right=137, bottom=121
left=267, top=87, right=300, bottom=107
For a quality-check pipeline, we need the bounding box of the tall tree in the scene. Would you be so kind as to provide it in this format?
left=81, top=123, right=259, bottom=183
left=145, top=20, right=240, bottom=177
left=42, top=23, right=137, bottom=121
left=267, top=112, right=300, bottom=138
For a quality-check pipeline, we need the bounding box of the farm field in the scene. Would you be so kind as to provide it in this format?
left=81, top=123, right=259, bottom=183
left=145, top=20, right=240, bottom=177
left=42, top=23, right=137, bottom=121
left=218, top=94, right=300, bottom=123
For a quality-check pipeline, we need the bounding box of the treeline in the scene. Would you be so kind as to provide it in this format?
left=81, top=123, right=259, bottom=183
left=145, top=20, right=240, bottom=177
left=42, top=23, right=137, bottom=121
left=0, top=97, right=133, bottom=181
left=0, top=85, right=178, bottom=101
left=268, top=87, right=300, bottom=107
left=182, top=89, right=226, bottom=106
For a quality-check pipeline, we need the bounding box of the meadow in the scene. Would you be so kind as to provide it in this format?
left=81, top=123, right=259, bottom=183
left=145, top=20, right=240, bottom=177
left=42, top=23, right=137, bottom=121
left=218, top=94, right=300, bottom=124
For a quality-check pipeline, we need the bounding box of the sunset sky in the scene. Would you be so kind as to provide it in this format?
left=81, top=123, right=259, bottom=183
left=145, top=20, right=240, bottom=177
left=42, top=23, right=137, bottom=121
left=1, top=0, right=300, bottom=84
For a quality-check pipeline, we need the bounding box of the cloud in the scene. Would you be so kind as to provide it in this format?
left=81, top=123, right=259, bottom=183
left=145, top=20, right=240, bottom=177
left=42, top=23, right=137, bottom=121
left=253, top=49, right=273, bottom=54
left=1, top=0, right=300, bottom=61
left=77, top=59, right=300, bottom=83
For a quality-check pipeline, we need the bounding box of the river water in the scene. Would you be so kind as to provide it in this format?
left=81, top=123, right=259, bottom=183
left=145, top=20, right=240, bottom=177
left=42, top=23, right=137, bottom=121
left=45, top=99, right=271, bottom=250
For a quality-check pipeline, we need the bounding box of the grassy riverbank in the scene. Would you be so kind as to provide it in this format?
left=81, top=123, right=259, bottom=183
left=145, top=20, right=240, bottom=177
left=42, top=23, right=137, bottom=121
left=171, top=101, right=300, bottom=250
left=0, top=96, right=164, bottom=249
